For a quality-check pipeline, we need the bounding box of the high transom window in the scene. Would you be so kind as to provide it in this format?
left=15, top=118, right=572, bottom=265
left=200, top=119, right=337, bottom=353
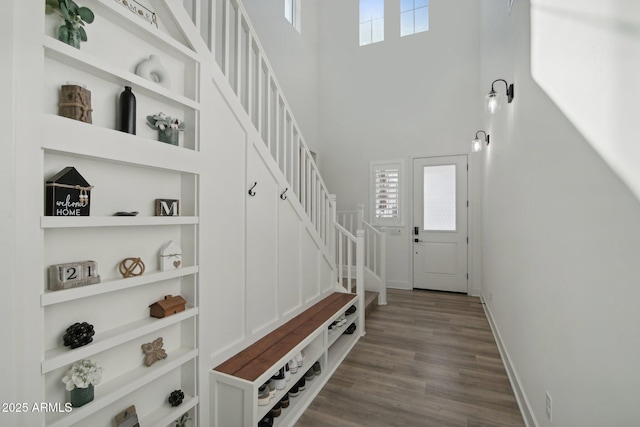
left=401, top=0, right=429, bottom=37
left=360, top=0, right=384, bottom=46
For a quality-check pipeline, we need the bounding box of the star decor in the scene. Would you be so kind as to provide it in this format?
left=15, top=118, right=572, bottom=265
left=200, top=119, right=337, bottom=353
left=141, top=337, right=167, bottom=367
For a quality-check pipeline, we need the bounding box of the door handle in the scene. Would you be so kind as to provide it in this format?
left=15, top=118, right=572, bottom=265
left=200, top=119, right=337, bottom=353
left=414, top=226, right=419, bottom=235
left=414, top=238, right=423, bottom=243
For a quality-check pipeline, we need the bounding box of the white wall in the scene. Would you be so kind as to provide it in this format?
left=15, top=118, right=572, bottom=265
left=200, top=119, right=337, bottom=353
left=241, top=0, right=321, bottom=152
left=317, top=0, right=482, bottom=291
left=480, top=1, right=640, bottom=425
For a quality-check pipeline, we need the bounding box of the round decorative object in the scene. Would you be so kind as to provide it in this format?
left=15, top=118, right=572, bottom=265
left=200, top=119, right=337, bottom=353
left=135, top=55, right=171, bottom=89
left=168, top=389, right=185, bottom=407
left=119, top=257, right=145, bottom=278
left=63, top=322, right=95, bottom=349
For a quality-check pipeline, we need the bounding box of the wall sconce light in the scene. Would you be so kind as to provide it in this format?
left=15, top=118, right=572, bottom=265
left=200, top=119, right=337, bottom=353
left=486, top=79, right=514, bottom=114
left=472, top=131, right=490, bottom=152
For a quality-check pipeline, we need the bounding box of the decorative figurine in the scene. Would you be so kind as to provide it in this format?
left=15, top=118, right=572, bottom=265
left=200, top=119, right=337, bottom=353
left=149, top=295, right=187, bottom=319
left=136, top=55, right=171, bottom=89
left=141, top=337, right=167, bottom=367
left=119, top=257, right=145, bottom=278
left=160, top=241, right=182, bottom=271
left=168, top=389, right=184, bottom=407
left=45, top=167, right=93, bottom=216
left=63, top=322, right=95, bottom=349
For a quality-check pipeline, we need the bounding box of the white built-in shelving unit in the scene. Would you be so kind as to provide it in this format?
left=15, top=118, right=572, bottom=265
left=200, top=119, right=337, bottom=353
left=39, top=1, right=201, bottom=426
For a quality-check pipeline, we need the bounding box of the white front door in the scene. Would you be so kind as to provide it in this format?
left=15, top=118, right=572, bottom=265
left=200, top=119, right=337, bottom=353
left=412, top=155, right=468, bottom=293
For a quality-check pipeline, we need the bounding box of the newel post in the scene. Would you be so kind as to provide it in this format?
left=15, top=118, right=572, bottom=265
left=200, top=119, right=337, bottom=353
left=356, top=229, right=365, bottom=336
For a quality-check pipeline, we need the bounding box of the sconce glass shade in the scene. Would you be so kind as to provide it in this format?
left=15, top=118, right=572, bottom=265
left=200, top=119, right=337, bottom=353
left=486, top=90, right=500, bottom=114
left=472, top=138, right=483, bottom=152
left=472, top=131, right=489, bottom=153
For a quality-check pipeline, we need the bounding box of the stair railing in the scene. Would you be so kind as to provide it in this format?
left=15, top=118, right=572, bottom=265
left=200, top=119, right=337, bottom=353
left=199, top=0, right=334, bottom=246
left=336, top=204, right=387, bottom=305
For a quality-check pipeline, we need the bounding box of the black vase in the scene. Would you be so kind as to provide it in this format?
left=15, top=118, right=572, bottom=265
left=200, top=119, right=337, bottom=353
left=118, top=86, right=136, bottom=134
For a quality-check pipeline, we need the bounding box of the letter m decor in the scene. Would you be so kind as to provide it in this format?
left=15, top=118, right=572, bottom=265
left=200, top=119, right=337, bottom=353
left=155, top=199, right=179, bottom=216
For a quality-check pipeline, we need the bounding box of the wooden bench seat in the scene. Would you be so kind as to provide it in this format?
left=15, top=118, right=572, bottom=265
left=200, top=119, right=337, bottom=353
left=214, top=292, right=357, bottom=382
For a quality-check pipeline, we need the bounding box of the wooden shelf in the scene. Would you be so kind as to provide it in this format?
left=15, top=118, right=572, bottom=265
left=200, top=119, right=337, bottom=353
left=42, top=307, right=198, bottom=374
left=42, top=114, right=201, bottom=173
left=46, top=347, right=198, bottom=427
left=43, top=37, right=200, bottom=110
left=41, top=266, right=199, bottom=306
left=41, top=215, right=199, bottom=228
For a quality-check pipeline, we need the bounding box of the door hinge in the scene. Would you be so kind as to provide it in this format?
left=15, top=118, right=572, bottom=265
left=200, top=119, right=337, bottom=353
left=466, top=164, right=469, bottom=171
left=467, top=236, right=469, bottom=244
left=466, top=200, right=469, bottom=207
left=466, top=273, right=469, bottom=280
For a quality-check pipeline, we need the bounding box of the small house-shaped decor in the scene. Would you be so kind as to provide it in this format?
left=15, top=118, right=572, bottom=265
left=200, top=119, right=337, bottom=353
left=149, top=295, right=187, bottom=318
left=159, top=241, right=182, bottom=271
left=45, top=167, right=93, bottom=216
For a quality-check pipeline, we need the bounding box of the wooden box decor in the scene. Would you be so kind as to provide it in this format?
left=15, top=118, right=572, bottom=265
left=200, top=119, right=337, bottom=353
left=149, top=294, right=187, bottom=318
left=45, top=167, right=93, bottom=216
left=160, top=240, right=182, bottom=271
left=59, top=83, right=93, bottom=123
left=49, top=260, right=100, bottom=291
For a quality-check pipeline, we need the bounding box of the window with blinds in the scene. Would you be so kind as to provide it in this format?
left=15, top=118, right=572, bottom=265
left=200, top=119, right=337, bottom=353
left=371, top=161, right=403, bottom=225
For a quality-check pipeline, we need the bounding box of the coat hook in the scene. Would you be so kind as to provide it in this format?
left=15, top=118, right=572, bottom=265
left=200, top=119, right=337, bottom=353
left=248, top=182, right=257, bottom=196
left=280, top=188, right=288, bottom=200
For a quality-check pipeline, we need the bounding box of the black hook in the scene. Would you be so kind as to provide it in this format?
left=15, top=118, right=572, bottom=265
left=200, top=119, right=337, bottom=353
left=280, top=188, right=288, bottom=200
left=248, top=182, right=257, bottom=196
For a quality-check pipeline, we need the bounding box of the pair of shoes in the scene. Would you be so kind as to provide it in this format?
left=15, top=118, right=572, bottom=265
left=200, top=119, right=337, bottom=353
left=258, top=383, right=271, bottom=406
left=336, top=314, right=347, bottom=327
left=258, top=414, right=273, bottom=426
left=313, top=361, right=321, bottom=376
left=272, top=368, right=286, bottom=390
left=289, top=383, right=300, bottom=397
left=280, top=392, right=290, bottom=409
left=294, top=351, right=304, bottom=368
left=269, top=402, right=282, bottom=418
left=304, top=368, right=315, bottom=381
left=284, top=363, right=291, bottom=382
left=328, top=320, right=339, bottom=333
left=345, top=305, right=357, bottom=315
left=289, top=358, right=298, bottom=374
left=344, top=323, right=357, bottom=335
left=297, top=376, right=306, bottom=391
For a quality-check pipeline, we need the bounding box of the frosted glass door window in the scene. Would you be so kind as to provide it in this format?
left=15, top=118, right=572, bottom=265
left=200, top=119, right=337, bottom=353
left=423, top=164, right=456, bottom=231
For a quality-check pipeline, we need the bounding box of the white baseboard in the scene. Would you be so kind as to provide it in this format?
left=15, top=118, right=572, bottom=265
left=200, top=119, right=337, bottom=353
left=480, top=292, right=537, bottom=427
left=386, top=280, right=410, bottom=290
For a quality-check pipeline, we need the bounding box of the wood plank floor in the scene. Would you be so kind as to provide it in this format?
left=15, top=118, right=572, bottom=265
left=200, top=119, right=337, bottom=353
left=295, top=289, right=524, bottom=427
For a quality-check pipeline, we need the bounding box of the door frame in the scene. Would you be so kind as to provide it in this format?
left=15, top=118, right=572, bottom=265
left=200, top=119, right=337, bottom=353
left=408, top=153, right=479, bottom=295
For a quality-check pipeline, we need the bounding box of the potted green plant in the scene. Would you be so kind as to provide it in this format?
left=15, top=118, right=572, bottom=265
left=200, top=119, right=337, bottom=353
left=45, top=0, right=95, bottom=49
left=61, top=359, right=103, bottom=407
left=147, top=112, right=186, bottom=146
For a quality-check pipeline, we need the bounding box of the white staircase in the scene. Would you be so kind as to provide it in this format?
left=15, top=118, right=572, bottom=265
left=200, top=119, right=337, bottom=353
left=337, top=204, right=388, bottom=305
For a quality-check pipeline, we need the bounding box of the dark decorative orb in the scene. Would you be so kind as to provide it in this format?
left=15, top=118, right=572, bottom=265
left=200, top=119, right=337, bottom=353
left=168, top=389, right=184, bottom=407
left=63, top=322, right=95, bottom=349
